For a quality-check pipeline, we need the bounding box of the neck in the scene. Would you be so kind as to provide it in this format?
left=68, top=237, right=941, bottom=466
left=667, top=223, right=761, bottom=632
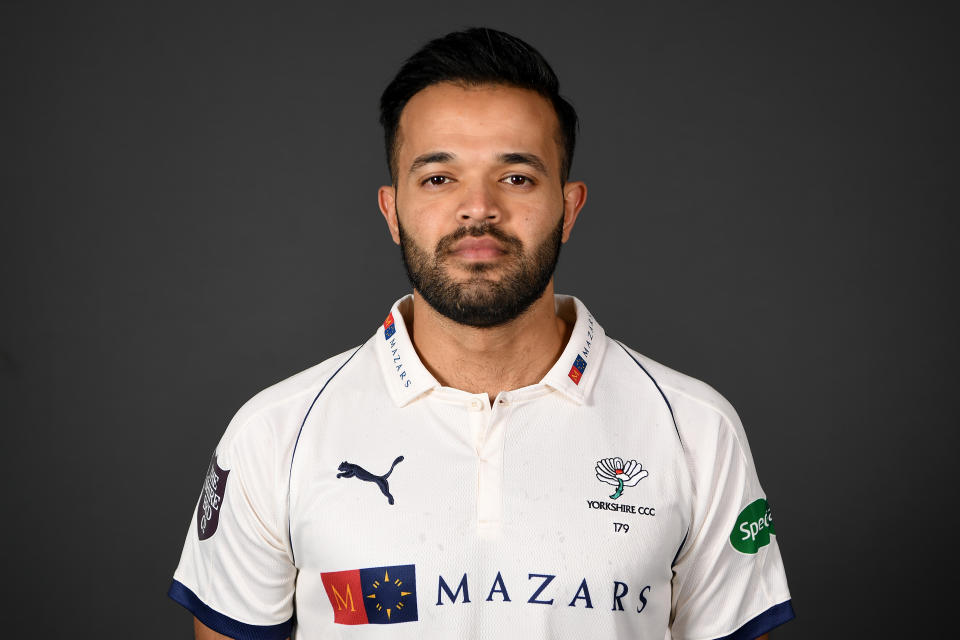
left=405, top=283, right=571, bottom=403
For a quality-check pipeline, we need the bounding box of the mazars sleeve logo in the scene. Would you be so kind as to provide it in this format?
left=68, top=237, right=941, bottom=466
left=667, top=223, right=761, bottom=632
left=196, top=454, right=229, bottom=541
left=730, top=498, right=776, bottom=554
left=320, top=564, right=418, bottom=625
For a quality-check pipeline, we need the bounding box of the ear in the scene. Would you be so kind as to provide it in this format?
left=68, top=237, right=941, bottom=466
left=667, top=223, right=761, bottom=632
left=378, top=185, right=401, bottom=245
left=560, top=180, right=588, bottom=243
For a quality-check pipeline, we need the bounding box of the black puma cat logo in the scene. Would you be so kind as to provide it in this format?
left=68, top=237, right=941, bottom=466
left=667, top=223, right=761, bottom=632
left=336, top=455, right=405, bottom=505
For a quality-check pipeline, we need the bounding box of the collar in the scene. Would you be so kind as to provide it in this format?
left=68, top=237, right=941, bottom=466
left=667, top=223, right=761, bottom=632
left=539, top=295, right=607, bottom=405
left=374, top=295, right=442, bottom=407
left=374, top=294, right=607, bottom=407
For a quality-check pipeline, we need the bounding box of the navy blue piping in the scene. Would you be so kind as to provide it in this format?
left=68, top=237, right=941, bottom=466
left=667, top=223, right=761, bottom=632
left=286, top=344, right=364, bottom=564
left=615, top=341, right=683, bottom=450
left=714, top=599, right=795, bottom=640
left=168, top=580, right=294, bottom=640
left=671, top=531, right=688, bottom=567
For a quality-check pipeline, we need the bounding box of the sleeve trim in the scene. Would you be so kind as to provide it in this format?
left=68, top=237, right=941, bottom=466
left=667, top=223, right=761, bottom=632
left=167, top=580, right=294, bottom=640
left=713, top=599, right=795, bottom=640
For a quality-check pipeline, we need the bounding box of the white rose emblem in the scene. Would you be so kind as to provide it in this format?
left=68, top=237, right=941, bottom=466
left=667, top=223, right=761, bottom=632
left=595, top=457, right=648, bottom=500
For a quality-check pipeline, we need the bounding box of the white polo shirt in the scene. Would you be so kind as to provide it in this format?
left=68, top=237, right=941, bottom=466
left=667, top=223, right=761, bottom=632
left=170, top=294, right=793, bottom=639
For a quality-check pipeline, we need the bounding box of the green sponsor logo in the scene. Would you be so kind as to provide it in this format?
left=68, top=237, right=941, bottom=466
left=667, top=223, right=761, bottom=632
left=729, top=498, right=776, bottom=554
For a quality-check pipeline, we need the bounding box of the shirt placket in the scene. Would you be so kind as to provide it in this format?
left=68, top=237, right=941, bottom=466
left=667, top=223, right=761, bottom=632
left=467, top=394, right=512, bottom=531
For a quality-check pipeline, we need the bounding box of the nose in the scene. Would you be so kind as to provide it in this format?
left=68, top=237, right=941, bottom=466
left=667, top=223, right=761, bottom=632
left=457, top=181, right=501, bottom=224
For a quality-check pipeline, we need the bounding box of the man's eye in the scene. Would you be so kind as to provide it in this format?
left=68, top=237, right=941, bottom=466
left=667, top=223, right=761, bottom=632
left=424, top=175, right=450, bottom=186
left=504, top=175, right=533, bottom=186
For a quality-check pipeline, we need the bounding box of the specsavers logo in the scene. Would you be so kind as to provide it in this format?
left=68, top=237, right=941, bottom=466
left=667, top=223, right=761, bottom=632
left=730, top=498, right=776, bottom=554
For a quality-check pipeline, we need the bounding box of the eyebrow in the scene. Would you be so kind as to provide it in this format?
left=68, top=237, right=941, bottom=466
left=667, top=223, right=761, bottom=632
left=409, top=152, right=456, bottom=174
left=407, top=151, right=550, bottom=176
left=498, top=152, right=549, bottom=176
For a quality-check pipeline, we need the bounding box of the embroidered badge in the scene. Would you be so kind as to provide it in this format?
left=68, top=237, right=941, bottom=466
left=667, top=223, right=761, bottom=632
left=595, top=457, right=648, bottom=500
left=196, top=454, right=229, bottom=540
left=337, top=455, right=405, bottom=505
left=383, top=313, right=396, bottom=339
left=568, top=354, right=587, bottom=384
left=321, top=564, right=418, bottom=625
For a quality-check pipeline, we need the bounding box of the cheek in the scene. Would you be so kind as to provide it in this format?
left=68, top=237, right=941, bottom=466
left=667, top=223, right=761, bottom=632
left=516, top=197, right=564, bottom=234
left=397, top=210, right=447, bottom=253
left=398, top=197, right=458, bottom=235
left=401, top=213, right=439, bottom=241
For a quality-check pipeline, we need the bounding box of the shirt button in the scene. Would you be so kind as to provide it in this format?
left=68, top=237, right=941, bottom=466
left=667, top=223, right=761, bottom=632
left=469, top=399, right=482, bottom=410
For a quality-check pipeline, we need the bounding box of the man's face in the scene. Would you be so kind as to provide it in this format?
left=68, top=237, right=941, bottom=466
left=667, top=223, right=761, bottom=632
left=379, top=82, right=586, bottom=327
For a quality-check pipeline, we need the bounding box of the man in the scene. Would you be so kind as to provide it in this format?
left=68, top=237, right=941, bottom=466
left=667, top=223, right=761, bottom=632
left=169, top=28, right=793, bottom=640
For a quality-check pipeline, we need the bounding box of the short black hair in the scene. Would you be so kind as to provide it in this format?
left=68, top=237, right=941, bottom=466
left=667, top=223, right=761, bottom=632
left=379, top=27, right=578, bottom=184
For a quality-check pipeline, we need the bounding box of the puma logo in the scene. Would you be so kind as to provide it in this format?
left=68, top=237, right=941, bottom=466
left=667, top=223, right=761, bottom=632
left=336, top=455, right=405, bottom=505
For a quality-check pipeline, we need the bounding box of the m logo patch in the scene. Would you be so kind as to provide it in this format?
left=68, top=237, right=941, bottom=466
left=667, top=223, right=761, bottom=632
left=568, top=354, right=587, bottom=384
left=321, top=564, right=418, bottom=625
left=196, top=454, right=229, bottom=540
left=383, top=313, right=397, bottom=339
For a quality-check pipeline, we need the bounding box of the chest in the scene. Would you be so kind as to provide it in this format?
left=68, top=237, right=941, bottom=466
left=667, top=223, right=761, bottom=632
left=288, top=393, right=690, bottom=595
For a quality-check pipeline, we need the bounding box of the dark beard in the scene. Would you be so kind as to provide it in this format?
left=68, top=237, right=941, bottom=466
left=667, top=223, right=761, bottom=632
left=398, top=215, right=564, bottom=328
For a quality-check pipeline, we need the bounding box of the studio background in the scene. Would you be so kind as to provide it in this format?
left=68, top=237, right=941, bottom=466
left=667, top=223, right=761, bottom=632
left=2, top=1, right=956, bottom=637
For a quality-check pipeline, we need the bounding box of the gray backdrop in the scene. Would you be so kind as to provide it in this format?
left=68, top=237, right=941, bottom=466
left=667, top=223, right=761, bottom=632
left=3, top=1, right=956, bottom=637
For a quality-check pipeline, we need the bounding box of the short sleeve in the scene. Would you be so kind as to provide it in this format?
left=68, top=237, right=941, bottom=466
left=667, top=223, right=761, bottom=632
left=168, top=412, right=297, bottom=640
left=669, top=394, right=794, bottom=640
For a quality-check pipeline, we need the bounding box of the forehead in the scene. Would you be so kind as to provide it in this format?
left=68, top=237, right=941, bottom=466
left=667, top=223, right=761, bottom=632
left=396, top=83, right=561, bottom=168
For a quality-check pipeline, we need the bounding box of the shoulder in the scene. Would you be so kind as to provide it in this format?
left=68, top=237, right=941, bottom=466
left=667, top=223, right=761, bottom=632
left=215, top=339, right=374, bottom=457
left=605, top=338, right=752, bottom=454
left=610, top=340, right=736, bottom=415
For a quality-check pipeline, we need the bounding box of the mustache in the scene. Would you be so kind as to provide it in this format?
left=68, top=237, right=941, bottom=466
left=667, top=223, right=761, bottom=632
left=436, top=223, right=523, bottom=256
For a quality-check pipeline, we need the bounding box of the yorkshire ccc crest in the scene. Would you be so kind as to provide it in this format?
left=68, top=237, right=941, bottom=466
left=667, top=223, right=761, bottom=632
left=595, top=457, right=648, bottom=500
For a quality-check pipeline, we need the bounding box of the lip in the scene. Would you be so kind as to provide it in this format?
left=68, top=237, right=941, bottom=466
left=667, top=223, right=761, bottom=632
left=449, top=236, right=507, bottom=260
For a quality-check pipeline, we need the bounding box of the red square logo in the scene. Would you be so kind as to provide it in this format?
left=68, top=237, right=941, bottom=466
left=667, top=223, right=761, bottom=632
left=321, top=569, right=369, bottom=625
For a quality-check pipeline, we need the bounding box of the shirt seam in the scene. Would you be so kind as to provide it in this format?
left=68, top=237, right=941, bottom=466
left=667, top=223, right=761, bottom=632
left=657, top=381, right=756, bottom=489
left=218, top=346, right=364, bottom=559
